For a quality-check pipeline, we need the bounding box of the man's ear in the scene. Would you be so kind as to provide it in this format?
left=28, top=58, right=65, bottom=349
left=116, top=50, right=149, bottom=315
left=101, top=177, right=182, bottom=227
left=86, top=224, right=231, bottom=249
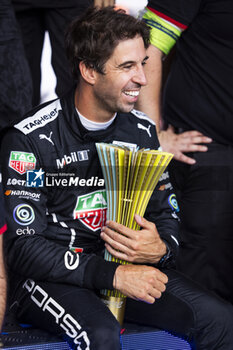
left=79, top=61, right=97, bottom=85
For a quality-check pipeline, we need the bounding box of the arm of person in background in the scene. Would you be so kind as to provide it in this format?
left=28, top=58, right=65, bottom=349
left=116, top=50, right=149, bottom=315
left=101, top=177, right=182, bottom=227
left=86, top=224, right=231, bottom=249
left=94, top=0, right=115, bottom=7
left=136, top=6, right=212, bottom=164
left=0, top=234, right=6, bottom=330
left=136, top=44, right=163, bottom=129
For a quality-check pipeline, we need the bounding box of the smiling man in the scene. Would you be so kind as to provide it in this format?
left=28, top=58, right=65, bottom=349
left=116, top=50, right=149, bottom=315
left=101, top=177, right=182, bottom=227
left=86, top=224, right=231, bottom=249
left=75, top=36, right=148, bottom=119
left=1, top=6, right=233, bottom=350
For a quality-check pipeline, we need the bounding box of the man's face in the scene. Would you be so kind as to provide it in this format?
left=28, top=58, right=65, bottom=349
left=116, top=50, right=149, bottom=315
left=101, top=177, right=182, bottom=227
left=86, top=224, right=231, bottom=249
left=93, top=36, right=148, bottom=118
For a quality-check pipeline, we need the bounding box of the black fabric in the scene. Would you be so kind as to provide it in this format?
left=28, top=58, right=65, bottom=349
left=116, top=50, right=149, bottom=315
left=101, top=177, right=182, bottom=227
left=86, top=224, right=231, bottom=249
left=1, top=89, right=179, bottom=293
left=169, top=141, right=233, bottom=303
left=148, top=0, right=233, bottom=304
left=126, top=269, right=233, bottom=350
left=147, top=0, right=201, bottom=26
left=149, top=0, right=233, bottom=146
left=12, top=0, right=91, bottom=11
left=11, top=269, right=233, bottom=350
left=13, top=1, right=93, bottom=106
left=0, top=184, right=6, bottom=233
left=13, top=280, right=121, bottom=350
left=0, top=0, right=32, bottom=130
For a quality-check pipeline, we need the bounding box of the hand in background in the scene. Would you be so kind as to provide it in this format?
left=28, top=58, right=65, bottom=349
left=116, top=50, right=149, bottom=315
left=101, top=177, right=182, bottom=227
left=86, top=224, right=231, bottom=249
left=159, top=125, right=212, bottom=164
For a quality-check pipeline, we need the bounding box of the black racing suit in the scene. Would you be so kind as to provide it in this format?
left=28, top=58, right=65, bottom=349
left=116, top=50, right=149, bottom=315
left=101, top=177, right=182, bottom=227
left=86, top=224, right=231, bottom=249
left=1, top=89, right=233, bottom=350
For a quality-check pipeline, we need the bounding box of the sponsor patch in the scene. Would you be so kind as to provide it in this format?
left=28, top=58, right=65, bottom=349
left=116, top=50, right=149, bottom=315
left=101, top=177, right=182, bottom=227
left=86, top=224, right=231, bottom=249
left=5, top=189, right=41, bottom=202
left=159, top=184, right=166, bottom=191
left=9, top=151, right=36, bottom=175
left=56, top=150, right=89, bottom=169
left=13, top=204, right=35, bottom=226
left=159, top=182, right=173, bottom=191
left=159, top=171, right=169, bottom=182
left=73, top=190, right=107, bottom=231
left=7, top=178, right=26, bottom=186
left=168, top=194, right=179, bottom=212
left=14, top=100, right=61, bottom=135
left=22, top=279, right=90, bottom=349
left=70, top=247, right=84, bottom=254
left=16, top=227, right=35, bottom=235
left=64, top=251, right=80, bottom=270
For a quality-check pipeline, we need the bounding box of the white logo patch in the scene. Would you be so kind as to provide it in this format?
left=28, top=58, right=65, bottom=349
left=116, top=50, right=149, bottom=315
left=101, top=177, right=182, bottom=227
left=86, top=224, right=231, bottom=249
left=39, top=131, right=54, bottom=146
left=56, top=150, right=89, bottom=169
left=137, top=123, right=152, bottom=137
left=14, top=100, right=61, bottom=135
left=23, top=279, right=90, bottom=349
left=64, top=251, right=80, bottom=270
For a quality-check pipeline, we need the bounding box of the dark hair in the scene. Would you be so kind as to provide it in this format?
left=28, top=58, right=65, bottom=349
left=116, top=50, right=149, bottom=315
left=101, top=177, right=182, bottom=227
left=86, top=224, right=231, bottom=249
left=65, top=6, right=150, bottom=80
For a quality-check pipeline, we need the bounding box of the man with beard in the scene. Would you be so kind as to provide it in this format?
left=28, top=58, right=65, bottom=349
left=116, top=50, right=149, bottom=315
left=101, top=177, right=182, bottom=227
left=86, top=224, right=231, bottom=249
left=1, top=7, right=233, bottom=350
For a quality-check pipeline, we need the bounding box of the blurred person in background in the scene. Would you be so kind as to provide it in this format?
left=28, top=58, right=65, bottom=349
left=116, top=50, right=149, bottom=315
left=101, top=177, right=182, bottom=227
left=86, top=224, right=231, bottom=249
left=0, top=0, right=32, bottom=128
left=12, top=0, right=115, bottom=107
left=137, top=0, right=233, bottom=304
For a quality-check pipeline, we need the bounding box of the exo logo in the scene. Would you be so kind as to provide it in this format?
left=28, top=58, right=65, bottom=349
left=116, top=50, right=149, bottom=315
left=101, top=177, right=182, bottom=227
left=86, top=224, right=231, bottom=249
left=9, top=151, right=36, bottom=175
left=73, top=190, right=107, bottom=231
left=64, top=251, right=80, bottom=270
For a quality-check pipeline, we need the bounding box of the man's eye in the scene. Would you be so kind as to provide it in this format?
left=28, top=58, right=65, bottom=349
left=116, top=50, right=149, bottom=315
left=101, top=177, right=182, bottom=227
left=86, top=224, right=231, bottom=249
left=124, top=65, right=133, bottom=70
left=142, top=61, right=147, bottom=66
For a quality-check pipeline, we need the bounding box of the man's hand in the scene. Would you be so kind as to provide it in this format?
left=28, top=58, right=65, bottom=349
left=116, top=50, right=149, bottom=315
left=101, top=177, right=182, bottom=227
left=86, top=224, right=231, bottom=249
left=113, top=264, right=168, bottom=303
left=100, top=214, right=167, bottom=264
left=159, top=125, right=212, bottom=165
left=94, top=0, right=115, bottom=7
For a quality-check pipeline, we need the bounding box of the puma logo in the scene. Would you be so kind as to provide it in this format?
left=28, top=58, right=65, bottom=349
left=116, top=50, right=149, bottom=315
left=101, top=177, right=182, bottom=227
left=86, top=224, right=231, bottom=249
left=137, top=123, right=151, bottom=137
left=39, top=131, right=54, bottom=146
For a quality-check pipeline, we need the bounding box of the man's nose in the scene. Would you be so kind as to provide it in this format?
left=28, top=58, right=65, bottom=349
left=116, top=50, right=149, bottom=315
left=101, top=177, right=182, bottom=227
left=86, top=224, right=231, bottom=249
left=132, top=65, right=147, bottom=86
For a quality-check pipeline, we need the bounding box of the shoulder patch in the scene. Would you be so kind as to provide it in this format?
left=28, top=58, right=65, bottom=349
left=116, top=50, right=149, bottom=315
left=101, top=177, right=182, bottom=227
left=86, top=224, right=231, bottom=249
left=14, top=99, right=62, bottom=135
left=131, top=109, right=156, bottom=125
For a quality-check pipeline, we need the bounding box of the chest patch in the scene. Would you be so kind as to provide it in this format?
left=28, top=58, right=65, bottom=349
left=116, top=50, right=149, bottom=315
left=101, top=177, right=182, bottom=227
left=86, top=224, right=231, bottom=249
left=73, top=190, right=107, bottom=231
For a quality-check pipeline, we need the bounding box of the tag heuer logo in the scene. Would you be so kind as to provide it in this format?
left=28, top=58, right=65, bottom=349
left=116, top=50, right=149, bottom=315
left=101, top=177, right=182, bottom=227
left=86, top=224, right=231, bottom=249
left=9, top=151, right=36, bottom=175
left=73, top=190, right=107, bottom=231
